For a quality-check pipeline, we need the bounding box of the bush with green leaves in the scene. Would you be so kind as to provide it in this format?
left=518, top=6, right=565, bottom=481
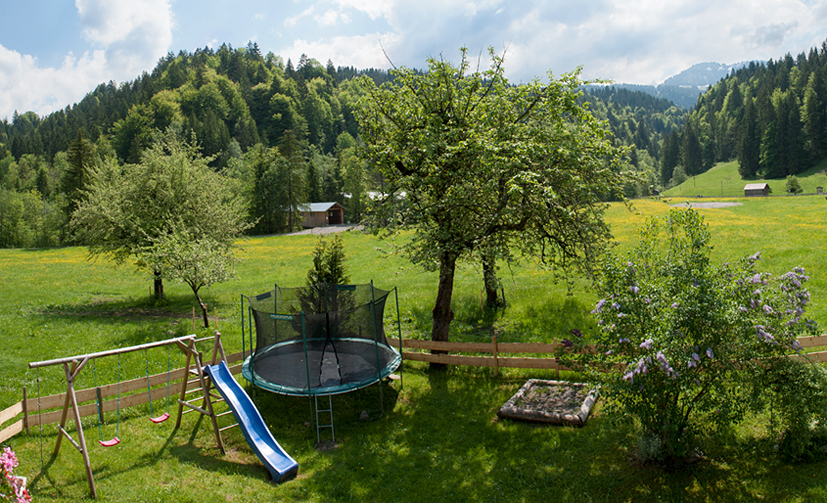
left=559, top=208, right=820, bottom=460
left=756, top=356, right=827, bottom=461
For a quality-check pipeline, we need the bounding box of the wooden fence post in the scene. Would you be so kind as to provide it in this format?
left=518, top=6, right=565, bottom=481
left=492, top=335, right=499, bottom=377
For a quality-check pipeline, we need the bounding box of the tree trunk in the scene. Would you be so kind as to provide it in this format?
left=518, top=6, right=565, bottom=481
left=430, top=251, right=457, bottom=370
left=153, top=270, right=164, bottom=300
left=482, top=252, right=502, bottom=308
left=193, top=288, right=210, bottom=328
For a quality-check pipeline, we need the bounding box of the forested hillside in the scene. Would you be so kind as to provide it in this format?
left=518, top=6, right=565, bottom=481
left=0, top=43, right=390, bottom=248
left=582, top=86, right=689, bottom=196
left=0, top=42, right=686, bottom=248
left=661, top=41, right=827, bottom=188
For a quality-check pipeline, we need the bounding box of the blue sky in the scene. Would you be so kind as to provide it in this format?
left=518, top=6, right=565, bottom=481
left=2, top=0, right=827, bottom=121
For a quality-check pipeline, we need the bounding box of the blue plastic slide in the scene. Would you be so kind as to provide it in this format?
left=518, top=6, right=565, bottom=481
left=205, top=361, right=299, bottom=483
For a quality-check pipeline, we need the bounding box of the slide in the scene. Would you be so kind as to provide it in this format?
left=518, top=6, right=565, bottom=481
left=205, top=361, right=299, bottom=483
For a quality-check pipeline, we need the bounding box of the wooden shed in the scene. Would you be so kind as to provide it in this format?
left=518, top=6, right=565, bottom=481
left=299, top=202, right=345, bottom=228
left=744, top=183, right=770, bottom=197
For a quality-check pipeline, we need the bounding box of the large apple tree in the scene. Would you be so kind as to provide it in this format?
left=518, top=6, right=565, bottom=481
left=356, top=48, right=630, bottom=354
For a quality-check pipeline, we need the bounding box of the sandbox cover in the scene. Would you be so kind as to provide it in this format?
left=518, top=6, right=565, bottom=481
left=497, top=379, right=599, bottom=426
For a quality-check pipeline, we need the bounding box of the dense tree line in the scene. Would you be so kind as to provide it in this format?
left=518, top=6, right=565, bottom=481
left=662, top=40, right=827, bottom=186
left=0, top=43, right=386, bottom=247
left=581, top=86, right=689, bottom=195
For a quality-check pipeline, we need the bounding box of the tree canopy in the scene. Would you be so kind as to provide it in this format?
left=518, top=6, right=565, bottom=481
left=70, top=131, right=251, bottom=322
left=356, top=48, right=629, bottom=349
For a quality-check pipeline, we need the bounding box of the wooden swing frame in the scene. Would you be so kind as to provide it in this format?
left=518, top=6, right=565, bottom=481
left=28, top=333, right=229, bottom=499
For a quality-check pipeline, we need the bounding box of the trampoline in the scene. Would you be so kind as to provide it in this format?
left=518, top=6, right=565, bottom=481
left=241, top=283, right=402, bottom=397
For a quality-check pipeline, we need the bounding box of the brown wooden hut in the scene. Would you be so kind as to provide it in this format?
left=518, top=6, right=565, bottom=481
left=299, top=202, right=345, bottom=228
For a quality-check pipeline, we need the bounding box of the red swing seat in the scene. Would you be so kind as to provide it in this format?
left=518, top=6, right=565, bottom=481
left=149, top=412, right=170, bottom=424
left=99, top=437, right=120, bottom=447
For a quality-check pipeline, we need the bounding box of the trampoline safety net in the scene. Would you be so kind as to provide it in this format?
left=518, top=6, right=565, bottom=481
left=242, top=283, right=401, bottom=396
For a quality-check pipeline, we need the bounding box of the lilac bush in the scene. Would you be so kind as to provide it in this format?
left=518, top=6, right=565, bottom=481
left=559, top=208, right=819, bottom=460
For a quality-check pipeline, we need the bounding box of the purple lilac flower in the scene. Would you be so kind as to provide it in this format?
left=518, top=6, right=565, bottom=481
left=640, top=338, right=653, bottom=350
left=656, top=351, right=675, bottom=375
left=570, top=328, right=583, bottom=338
left=671, top=302, right=679, bottom=309
left=750, top=251, right=761, bottom=261
left=0, top=447, right=18, bottom=471
left=763, top=304, right=774, bottom=314
left=751, top=273, right=762, bottom=284
left=706, top=347, right=714, bottom=359
left=561, top=338, right=574, bottom=348
left=611, top=302, right=621, bottom=310
left=644, top=297, right=651, bottom=305
left=739, top=306, right=748, bottom=312
left=792, top=340, right=802, bottom=352
left=692, top=352, right=701, bottom=363
left=757, top=327, right=776, bottom=343
left=592, top=299, right=606, bottom=314
left=619, top=338, right=630, bottom=344
left=688, top=359, right=697, bottom=369
left=630, top=285, right=640, bottom=294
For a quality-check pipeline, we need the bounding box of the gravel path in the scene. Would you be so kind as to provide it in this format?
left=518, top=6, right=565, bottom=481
left=670, top=201, right=743, bottom=208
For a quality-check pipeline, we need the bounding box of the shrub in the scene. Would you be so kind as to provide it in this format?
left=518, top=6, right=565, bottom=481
left=306, top=234, right=349, bottom=286
left=786, top=175, right=803, bottom=195
left=559, top=208, right=820, bottom=461
left=756, top=357, right=827, bottom=461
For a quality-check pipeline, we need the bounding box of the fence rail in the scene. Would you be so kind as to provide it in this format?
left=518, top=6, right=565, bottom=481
left=400, top=334, right=827, bottom=370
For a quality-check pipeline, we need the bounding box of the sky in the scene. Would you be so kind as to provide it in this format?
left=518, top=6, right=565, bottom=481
left=2, top=0, right=827, bottom=121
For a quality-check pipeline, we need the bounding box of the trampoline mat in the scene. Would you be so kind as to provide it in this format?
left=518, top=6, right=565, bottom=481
left=243, top=338, right=401, bottom=395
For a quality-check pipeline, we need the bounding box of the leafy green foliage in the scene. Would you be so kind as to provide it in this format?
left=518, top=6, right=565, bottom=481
left=306, top=234, right=349, bottom=287
left=755, top=357, right=827, bottom=461
left=786, top=174, right=803, bottom=194
left=70, top=131, right=252, bottom=309
left=559, top=208, right=820, bottom=461
left=357, top=47, right=629, bottom=343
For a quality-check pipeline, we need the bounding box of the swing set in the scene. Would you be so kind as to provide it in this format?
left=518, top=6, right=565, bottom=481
left=28, top=333, right=228, bottom=499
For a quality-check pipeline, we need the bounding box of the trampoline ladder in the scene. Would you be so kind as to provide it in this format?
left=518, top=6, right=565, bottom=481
left=314, top=393, right=335, bottom=444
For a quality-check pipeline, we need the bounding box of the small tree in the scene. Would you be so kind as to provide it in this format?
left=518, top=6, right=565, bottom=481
left=559, top=208, right=820, bottom=461
left=306, top=234, right=349, bottom=286
left=148, top=224, right=238, bottom=327
left=786, top=174, right=803, bottom=194
left=71, top=131, right=252, bottom=310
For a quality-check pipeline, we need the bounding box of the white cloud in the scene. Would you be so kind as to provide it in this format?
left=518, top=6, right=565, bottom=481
left=0, top=45, right=110, bottom=120
left=280, top=33, right=403, bottom=69
left=333, top=0, right=395, bottom=20
left=0, top=1, right=174, bottom=120
left=316, top=9, right=347, bottom=27
left=76, top=0, right=174, bottom=76
left=285, top=6, right=316, bottom=27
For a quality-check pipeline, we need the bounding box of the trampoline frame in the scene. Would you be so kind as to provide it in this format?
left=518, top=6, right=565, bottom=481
left=240, top=281, right=404, bottom=398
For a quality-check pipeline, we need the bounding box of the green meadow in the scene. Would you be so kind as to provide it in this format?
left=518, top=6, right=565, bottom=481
left=2, top=193, right=827, bottom=502
left=664, top=159, right=827, bottom=197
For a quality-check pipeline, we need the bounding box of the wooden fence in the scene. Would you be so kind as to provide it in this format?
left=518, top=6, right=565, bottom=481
left=0, top=351, right=246, bottom=444
left=5, top=334, right=827, bottom=444
left=399, top=334, right=827, bottom=372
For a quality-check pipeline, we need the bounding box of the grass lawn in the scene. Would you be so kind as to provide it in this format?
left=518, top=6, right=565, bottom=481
left=3, top=195, right=827, bottom=502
